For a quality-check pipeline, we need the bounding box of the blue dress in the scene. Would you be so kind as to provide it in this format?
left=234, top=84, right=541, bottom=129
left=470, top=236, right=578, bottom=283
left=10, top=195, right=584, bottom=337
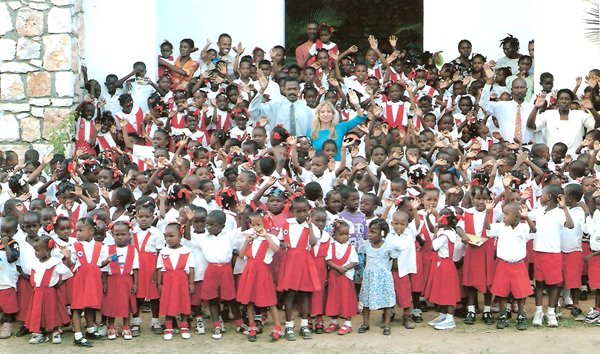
left=359, top=240, right=401, bottom=310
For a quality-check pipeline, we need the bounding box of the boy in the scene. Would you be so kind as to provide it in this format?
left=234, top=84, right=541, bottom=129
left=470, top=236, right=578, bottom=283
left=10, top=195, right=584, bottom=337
left=216, top=33, right=234, bottom=77
left=116, top=62, right=164, bottom=112
left=0, top=216, right=20, bottom=338
left=100, top=74, right=123, bottom=115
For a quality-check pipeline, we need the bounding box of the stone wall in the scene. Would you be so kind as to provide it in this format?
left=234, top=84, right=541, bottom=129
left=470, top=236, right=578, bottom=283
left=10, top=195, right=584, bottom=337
left=0, top=0, right=83, bottom=157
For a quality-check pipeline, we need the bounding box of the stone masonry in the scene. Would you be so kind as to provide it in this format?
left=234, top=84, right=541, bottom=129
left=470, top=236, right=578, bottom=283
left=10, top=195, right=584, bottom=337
left=0, top=0, right=83, bottom=157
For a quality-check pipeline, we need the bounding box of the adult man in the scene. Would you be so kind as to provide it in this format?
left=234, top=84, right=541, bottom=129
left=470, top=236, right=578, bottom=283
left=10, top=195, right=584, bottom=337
left=295, top=22, right=319, bottom=68
left=249, top=75, right=313, bottom=136
left=480, top=65, right=536, bottom=144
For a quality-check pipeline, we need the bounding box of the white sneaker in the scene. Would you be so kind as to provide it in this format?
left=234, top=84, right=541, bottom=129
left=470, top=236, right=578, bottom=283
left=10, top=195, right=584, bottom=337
left=563, top=295, right=574, bottom=307
left=585, top=308, right=600, bottom=323
left=163, top=330, right=173, bottom=341
left=180, top=328, right=191, bottom=339
left=547, top=313, right=559, bottom=327
left=51, top=332, right=62, bottom=344
left=532, top=311, right=544, bottom=327
left=195, top=317, right=206, bottom=335
left=491, top=302, right=500, bottom=313
left=212, top=327, right=222, bottom=340
left=434, top=317, right=456, bottom=330
left=427, top=314, right=447, bottom=326
left=29, top=333, right=48, bottom=344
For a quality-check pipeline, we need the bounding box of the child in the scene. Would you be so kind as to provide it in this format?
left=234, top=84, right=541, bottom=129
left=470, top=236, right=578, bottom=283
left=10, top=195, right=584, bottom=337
left=338, top=187, right=368, bottom=255
left=309, top=208, right=331, bottom=334
left=324, top=219, right=358, bottom=335
left=158, top=40, right=174, bottom=79
left=425, top=208, right=465, bottom=330
left=65, top=217, right=110, bottom=347
left=74, top=101, right=98, bottom=156
left=101, top=221, right=138, bottom=340
left=157, top=223, right=195, bottom=341
left=484, top=201, right=535, bottom=330
left=358, top=218, right=399, bottom=335
left=530, top=185, right=574, bottom=327
left=236, top=211, right=282, bottom=342
left=277, top=197, right=321, bottom=340
left=0, top=216, right=20, bottom=339
left=25, top=236, right=73, bottom=344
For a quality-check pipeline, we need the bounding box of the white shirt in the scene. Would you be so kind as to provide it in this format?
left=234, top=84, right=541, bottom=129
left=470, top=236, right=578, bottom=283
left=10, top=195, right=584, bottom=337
left=69, top=240, right=109, bottom=271
left=457, top=208, right=487, bottom=237
left=299, top=168, right=336, bottom=196
left=529, top=207, right=566, bottom=253
left=101, top=245, right=139, bottom=275
left=15, top=236, right=37, bottom=275
left=157, top=246, right=194, bottom=274
left=311, top=227, right=331, bottom=257
left=388, top=225, right=419, bottom=278
left=432, top=230, right=465, bottom=261
left=30, top=257, right=73, bottom=287
left=197, top=231, right=238, bottom=263
left=326, top=240, right=358, bottom=280
left=240, top=232, right=279, bottom=265
left=278, top=218, right=311, bottom=250
left=488, top=222, right=532, bottom=262
left=591, top=210, right=600, bottom=251
left=560, top=207, right=587, bottom=253
left=533, top=109, right=596, bottom=155
left=0, top=243, right=19, bottom=289
left=182, top=231, right=209, bottom=281
left=132, top=226, right=165, bottom=254
left=100, top=89, right=123, bottom=116
left=480, top=84, right=535, bottom=143
left=128, top=81, right=155, bottom=113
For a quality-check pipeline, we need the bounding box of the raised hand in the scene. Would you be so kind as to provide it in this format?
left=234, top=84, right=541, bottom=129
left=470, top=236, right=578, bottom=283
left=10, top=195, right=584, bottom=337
left=368, top=35, right=378, bottom=50
left=232, top=42, right=245, bottom=55
left=534, top=93, right=547, bottom=108
left=485, top=199, right=494, bottom=210
left=348, top=90, right=360, bottom=106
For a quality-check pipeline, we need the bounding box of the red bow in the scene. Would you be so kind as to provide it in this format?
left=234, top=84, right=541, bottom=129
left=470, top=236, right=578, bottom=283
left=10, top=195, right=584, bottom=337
left=67, top=162, right=75, bottom=174
left=438, top=214, right=449, bottom=226
left=48, top=239, right=56, bottom=248
left=113, top=168, right=121, bottom=180
left=472, top=179, right=480, bottom=187
left=273, top=132, right=282, bottom=141
left=425, top=183, right=436, bottom=189
left=177, top=189, right=190, bottom=200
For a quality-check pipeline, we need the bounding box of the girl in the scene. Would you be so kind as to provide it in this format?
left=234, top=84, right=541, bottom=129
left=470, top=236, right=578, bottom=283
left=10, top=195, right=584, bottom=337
left=101, top=221, right=138, bottom=340
left=50, top=216, right=74, bottom=307
left=324, top=219, right=358, bottom=335
left=425, top=208, right=465, bottom=330
left=309, top=208, right=331, bottom=334
left=383, top=83, right=414, bottom=129
left=65, top=217, right=109, bottom=347
left=25, top=236, right=73, bottom=344
left=277, top=197, right=321, bottom=340
left=94, top=112, right=118, bottom=152
left=157, top=223, right=195, bottom=341
left=236, top=211, right=282, bottom=342
left=0, top=216, right=19, bottom=339
left=324, top=190, right=343, bottom=231
left=74, top=101, right=98, bottom=156
left=358, top=218, right=399, bottom=335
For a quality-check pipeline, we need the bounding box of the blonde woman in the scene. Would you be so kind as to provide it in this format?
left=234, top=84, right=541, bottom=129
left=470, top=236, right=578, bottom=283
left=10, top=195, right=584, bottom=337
left=307, top=91, right=366, bottom=160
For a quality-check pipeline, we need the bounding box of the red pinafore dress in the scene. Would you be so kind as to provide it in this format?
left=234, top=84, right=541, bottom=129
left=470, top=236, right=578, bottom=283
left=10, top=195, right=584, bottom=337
left=134, top=230, right=159, bottom=300
left=411, top=214, right=434, bottom=293
left=424, top=234, right=461, bottom=306
left=159, top=252, right=191, bottom=316
left=236, top=239, right=277, bottom=307
left=462, top=211, right=495, bottom=293
left=310, top=237, right=331, bottom=315
left=276, top=223, right=321, bottom=292
left=70, top=242, right=103, bottom=310
left=102, top=245, right=137, bottom=318
left=325, top=243, right=357, bottom=318
left=25, top=266, right=70, bottom=333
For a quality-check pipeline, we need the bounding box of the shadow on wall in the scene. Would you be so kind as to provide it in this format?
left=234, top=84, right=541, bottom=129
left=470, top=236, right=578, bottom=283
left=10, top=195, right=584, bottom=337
left=285, top=0, right=423, bottom=64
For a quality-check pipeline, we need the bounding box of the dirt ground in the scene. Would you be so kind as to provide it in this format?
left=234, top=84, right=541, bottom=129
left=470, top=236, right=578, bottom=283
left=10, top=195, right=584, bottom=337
left=1, top=297, right=600, bottom=354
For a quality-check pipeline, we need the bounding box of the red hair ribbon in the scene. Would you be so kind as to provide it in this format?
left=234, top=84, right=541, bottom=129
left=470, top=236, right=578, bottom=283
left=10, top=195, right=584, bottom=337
left=231, top=108, right=250, bottom=118
left=472, top=179, right=480, bottom=187
left=438, top=214, right=449, bottom=226
left=47, top=239, right=56, bottom=248
left=177, top=189, right=191, bottom=200
left=273, top=132, right=282, bottom=141
left=290, top=191, right=304, bottom=200
left=455, top=214, right=464, bottom=222
left=67, top=162, right=75, bottom=174
left=112, top=167, right=121, bottom=180
left=425, top=183, right=436, bottom=189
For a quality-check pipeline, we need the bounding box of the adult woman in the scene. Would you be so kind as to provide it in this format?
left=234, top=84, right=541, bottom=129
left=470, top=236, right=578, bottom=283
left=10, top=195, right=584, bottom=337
left=159, top=38, right=199, bottom=91
left=495, top=35, right=521, bottom=76
left=527, top=89, right=600, bottom=154
left=307, top=91, right=366, bottom=161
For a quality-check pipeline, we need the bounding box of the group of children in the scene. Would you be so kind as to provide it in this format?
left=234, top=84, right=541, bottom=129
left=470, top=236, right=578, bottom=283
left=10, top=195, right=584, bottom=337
left=2, top=28, right=600, bottom=347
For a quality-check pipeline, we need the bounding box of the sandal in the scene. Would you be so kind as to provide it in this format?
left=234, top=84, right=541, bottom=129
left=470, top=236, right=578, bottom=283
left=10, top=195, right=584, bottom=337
left=358, top=324, right=370, bottom=333
left=383, top=326, right=391, bottom=335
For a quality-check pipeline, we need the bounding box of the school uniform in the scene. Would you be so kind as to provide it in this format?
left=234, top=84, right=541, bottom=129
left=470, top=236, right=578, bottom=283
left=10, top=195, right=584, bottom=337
left=50, top=235, right=74, bottom=304
left=182, top=231, right=209, bottom=307
left=75, top=117, right=97, bottom=156
left=388, top=225, right=419, bottom=309
left=383, top=100, right=410, bottom=129
left=198, top=231, right=238, bottom=301
left=69, top=239, right=108, bottom=310
left=56, top=201, right=88, bottom=238
left=325, top=240, right=358, bottom=318
left=132, top=226, right=164, bottom=300
left=589, top=211, right=600, bottom=289
left=310, top=227, right=331, bottom=316
left=229, top=125, right=253, bottom=142
left=95, top=131, right=118, bottom=152
left=412, top=211, right=436, bottom=294
left=128, top=81, right=155, bottom=113
left=424, top=230, right=464, bottom=306
left=115, top=106, right=145, bottom=136
left=15, top=236, right=37, bottom=322
left=157, top=246, right=194, bottom=316
left=181, top=128, right=208, bottom=147
left=0, top=240, right=19, bottom=316
left=276, top=218, right=321, bottom=292
left=298, top=168, right=336, bottom=197
left=561, top=206, right=587, bottom=289
left=25, top=257, right=72, bottom=333
left=529, top=207, right=566, bottom=285
left=101, top=245, right=139, bottom=318
left=488, top=223, right=533, bottom=299
left=459, top=208, right=496, bottom=293
left=236, top=233, right=279, bottom=307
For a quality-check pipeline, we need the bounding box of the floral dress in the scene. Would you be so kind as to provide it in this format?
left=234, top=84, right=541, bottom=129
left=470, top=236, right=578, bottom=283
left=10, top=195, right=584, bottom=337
left=359, top=239, right=401, bottom=310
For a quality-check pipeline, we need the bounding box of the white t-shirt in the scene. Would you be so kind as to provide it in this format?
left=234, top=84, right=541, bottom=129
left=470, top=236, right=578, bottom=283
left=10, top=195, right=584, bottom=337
left=487, top=222, right=532, bottom=262
left=529, top=207, right=567, bottom=253
left=533, top=109, right=595, bottom=154
left=31, top=257, right=73, bottom=287
left=182, top=231, right=209, bottom=281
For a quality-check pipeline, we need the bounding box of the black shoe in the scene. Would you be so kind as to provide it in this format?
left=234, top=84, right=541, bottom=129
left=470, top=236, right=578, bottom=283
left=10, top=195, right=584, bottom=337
left=496, top=314, right=508, bottom=329
left=580, top=289, right=589, bottom=301
left=412, top=314, right=423, bottom=323
left=464, top=311, right=476, bottom=325
left=74, top=337, right=94, bottom=347
left=516, top=314, right=528, bottom=330
left=483, top=312, right=494, bottom=325
left=16, top=326, right=30, bottom=337
left=419, top=300, right=429, bottom=312
left=85, top=331, right=106, bottom=340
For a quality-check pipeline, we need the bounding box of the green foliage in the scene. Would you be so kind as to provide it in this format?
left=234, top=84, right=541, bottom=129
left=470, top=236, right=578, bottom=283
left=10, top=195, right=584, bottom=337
left=46, top=111, right=76, bottom=155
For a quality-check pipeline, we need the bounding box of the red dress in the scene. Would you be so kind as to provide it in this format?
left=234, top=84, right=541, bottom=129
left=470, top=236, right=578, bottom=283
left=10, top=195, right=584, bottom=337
left=70, top=242, right=103, bottom=310
left=102, top=245, right=137, bottom=318
left=411, top=214, right=434, bottom=294
left=424, top=234, right=461, bottom=306
left=134, top=230, right=159, bottom=300
left=25, top=266, right=70, bottom=333
left=276, top=223, right=322, bottom=292
left=462, top=211, right=495, bottom=293
left=236, top=239, right=277, bottom=307
left=263, top=211, right=288, bottom=286
left=16, top=276, right=33, bottom=322
left=310, top=238, right=330, bottom=315
left=159, top=252, right=191, bottom=316
left=325, top=243, right=357, bottom=318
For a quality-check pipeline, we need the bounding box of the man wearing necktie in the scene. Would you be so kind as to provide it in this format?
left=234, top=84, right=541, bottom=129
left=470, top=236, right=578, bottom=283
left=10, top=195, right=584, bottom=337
left=480, top=65, right=537, bottom=145
left=249, top=72, right=313, bottom=137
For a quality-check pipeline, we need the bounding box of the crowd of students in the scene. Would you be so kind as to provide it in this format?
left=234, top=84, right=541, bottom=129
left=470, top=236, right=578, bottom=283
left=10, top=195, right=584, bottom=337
left=2, top=21, right=600, bottom=347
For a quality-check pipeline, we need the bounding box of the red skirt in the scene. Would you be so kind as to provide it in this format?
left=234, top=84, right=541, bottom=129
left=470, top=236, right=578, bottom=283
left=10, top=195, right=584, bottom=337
left=71, top=264, right=103, bottom=310
left=582, top=242, right=591, bottom=275
left=310, top=256, right=328, bottom=315
left=159, top=269, right=191, bottom=316
left=201, top=263, right=236, bottom=301
left=276, top=248, right=321, bottom=292
left=16, top=277, right=33, bottom=321
left=56, top=277, right=72, bottom=305
left=419, top=249, right=435, bottom=292
left=462, top=242, right=495, bottom=293
left=190, top=281, right=203, bottom=307
left=410, top=251, right=424, bottom=293
left=237, top=259, right=277, bottom=307
left=424, top=257, right=461, bottom=306
left=562, top=251, right=583, bottom=289
left=325, top=271, right=357, bottom=318
left=490, top=260, right=533, bottom=299
left=392, top=272, right=412, bottom=309
left=102, top=274, right=137, bottom=318
left=588, top=256, right=600, bottom=289
left=269, top=251, right=283, bottom=288
left=137, top=252, right=159, bottom=300
left=25, top=287, right=70, bottom=333
left=0, top=288, right=18, bottom=314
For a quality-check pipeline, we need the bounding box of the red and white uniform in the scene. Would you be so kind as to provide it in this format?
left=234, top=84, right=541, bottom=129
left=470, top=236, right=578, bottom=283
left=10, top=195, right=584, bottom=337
left=95, top=131, right=118, bottom=152
left=383, top=100, right=410, bottom=129
left=198, top=231, right=239, bottom=301
left=424, top=230, right=464, bottom=306
left=75, top=118, right=97, bottom=155
left=389, top=225, right=419, bottom=309
left=182, top=128, right=208, bottom=147
left=325, top=240, right=358, bottom=318
left=276, top=219, right=321, bottom=292
left=310, top=228, right=331, bottom=316
left=182, top=231, right=209, bottom=306
left=459, top=208, right=496, bottom=293
left=132, top=226, right=164, bottom=300
left=236, top=233, right=279, bottom=307
left=101, top=245, right=139, bottom=318
left=560, top=206, right=587, bottom=289
left=15, top=236, right=37, bottom=322
left=0, top=240, right=19, bottom=316
left=529, top=207, right=566, bottom=286
left=69, top=240, right=108, bottom=310
left=157, top=246, right=194, bottom=316
left=115, top=106, right=144, bottom=136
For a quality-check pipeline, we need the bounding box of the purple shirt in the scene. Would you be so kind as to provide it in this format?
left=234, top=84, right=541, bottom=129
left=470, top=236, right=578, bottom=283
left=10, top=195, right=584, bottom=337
left=339, top=210, right=367, bottom=252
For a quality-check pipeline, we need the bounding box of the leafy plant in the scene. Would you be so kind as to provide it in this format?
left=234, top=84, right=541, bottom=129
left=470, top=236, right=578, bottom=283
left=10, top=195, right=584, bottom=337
left=584, top=0, right=600, bottom=44
left=46, top=111, right=76, bottom=155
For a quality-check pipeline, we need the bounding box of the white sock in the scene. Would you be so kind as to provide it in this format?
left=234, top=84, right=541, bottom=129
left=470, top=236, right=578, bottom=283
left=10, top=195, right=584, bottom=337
left=86, top=326, right=96, bottom=334
left=151, top=317, right=160, bottom=325
left=548, top=307, right=556, bottom=315
left=74, top=332, right=83, bottom=340
left=581, top=285, right=589, bottom=291
left=300, top=318, right=308, bottom=327
left=285, top=321, right=293, bottom=328
left=484, top=306, right=491, bottom=313
left=131, top=317, right=141, bottom=325
left=535, top=306, right=543, bottom=313
left=331, top=318, right=338, bottom=325
left=467, top=305, right=476, bottom=313
left=344, top=320, right=352, bottom=327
